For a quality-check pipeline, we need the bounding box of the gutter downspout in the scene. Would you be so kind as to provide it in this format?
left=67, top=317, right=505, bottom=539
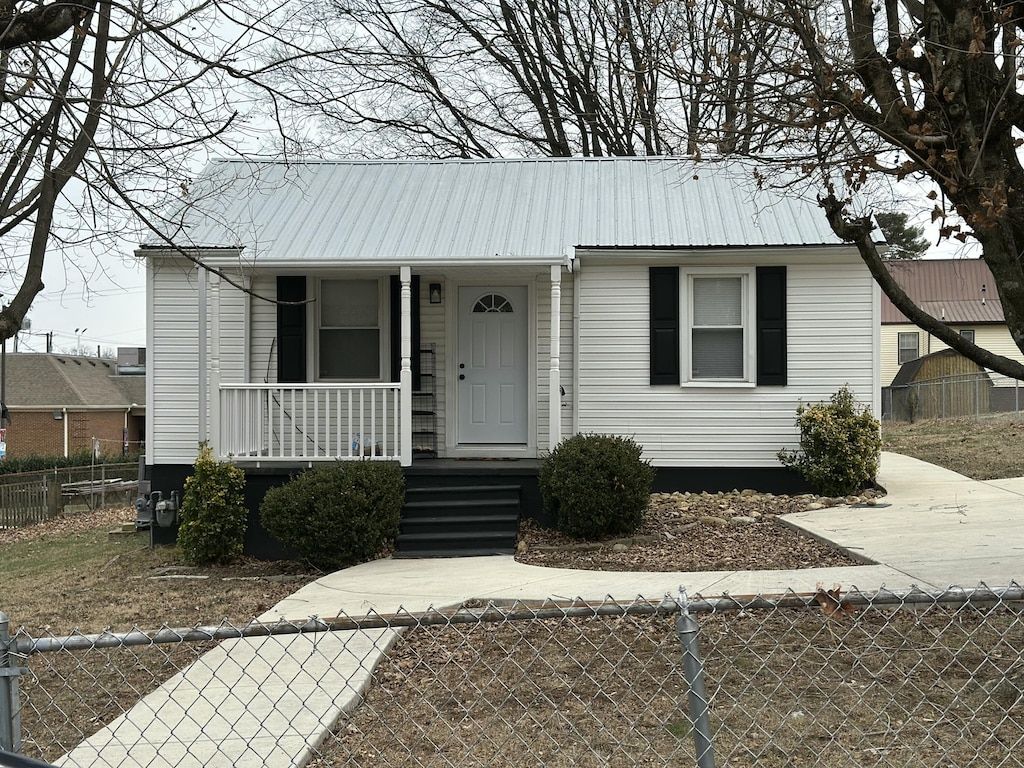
left=63, top=408, right=68, bottom=457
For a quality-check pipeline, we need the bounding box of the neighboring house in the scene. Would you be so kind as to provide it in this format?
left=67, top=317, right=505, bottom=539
left=141, top=157, right=878, bottom=554
left=3, top=350, right=146, bottom=458
left=881, top=258, right=1023, bottom=385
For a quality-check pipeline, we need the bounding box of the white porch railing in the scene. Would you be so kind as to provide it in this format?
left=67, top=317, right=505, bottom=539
left=218, top=384, right=404, bottom=463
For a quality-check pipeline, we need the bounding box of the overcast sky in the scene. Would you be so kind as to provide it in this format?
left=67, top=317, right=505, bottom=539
left=14, top=252, right=146, bottom=357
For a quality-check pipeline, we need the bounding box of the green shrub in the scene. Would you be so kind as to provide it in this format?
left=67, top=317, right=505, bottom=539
left=0, top=450, right=139, bottom=475
left=177, top=443, right=248, bottom=565
left=540, top=433, right=655, bottom=540
left=259, top=461, right=404, bottom=570
left=778, top=386, right=882, bottom=497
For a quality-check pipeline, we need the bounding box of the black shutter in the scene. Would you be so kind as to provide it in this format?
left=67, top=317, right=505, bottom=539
left=276, top=276, right=306, bottom=383
left=756, top=266, right=787, bottom=386
left=649, top=267, right=680, bottom=385
left=390, top=275, right=422, bottom=387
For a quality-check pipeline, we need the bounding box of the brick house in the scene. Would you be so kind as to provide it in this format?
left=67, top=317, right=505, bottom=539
left=3, top=351, right=146, bottom=459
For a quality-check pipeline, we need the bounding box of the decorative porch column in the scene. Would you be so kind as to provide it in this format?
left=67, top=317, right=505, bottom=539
left=549, top=264, right=562, bottom=450
left=400, top=266, right=413, bottom=466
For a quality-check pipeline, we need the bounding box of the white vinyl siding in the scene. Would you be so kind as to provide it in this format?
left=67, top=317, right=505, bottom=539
left=147, top=257, right=247, bottom=464
left=575, top=254, right=876, bottom=468
left=249, top=275, right=278, bottom=383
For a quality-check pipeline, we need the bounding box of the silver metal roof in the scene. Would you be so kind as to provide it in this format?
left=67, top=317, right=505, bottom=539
left=145, top=157, right=844, bottom=264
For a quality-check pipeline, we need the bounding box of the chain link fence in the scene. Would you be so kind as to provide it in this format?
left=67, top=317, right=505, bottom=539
left=3, top=584, right=1024, bottom=768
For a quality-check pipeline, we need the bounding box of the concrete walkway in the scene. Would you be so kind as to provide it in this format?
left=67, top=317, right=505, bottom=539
left=785, top=451, right=1024, bottom=588
left=56, top=453, right=1024, bottom=768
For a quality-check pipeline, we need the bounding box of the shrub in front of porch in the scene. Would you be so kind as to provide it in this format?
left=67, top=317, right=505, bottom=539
left=177, top=443, right=248, bottom=566
left=259, top=461, right=404, bottom=570
left=540, top=433, right=655, bottom=540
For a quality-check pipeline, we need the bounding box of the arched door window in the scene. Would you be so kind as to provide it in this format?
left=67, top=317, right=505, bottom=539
left=473, top=294, right=514, bottom=313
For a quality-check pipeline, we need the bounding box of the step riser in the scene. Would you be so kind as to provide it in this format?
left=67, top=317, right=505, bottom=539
left=397, top=533, right=517, bottom=553
left=401, top=517, right=519, bottom=536
left=402, top=500, right=519, bottom=520
left=405, top=487, right=521, bottom=505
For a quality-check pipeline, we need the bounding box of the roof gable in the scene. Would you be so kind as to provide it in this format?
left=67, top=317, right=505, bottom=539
left=145, top=157, right=845, bottom=265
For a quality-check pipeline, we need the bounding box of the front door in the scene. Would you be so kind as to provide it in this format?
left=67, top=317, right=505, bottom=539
left=457, top=286, right=529, bottom=444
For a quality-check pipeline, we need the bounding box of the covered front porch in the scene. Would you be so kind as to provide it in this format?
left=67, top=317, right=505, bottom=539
left=201, top=265, right=571, bottom=467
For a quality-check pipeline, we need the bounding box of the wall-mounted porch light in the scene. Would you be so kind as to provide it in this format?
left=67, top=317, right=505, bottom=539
left=429, top=283, right=442, bottom=304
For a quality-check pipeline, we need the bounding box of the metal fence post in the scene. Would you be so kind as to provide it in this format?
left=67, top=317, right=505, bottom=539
left=676, top=590, right=716, bottom=768
left=0, top=610, right=24, bottom=754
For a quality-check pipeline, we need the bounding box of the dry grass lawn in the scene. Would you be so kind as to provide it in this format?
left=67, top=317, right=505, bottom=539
left=882, top=416, right=1024, bottom=480
left=7, top=417, right=1024, bottom=764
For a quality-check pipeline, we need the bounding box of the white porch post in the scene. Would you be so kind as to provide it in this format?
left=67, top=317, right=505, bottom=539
left=400, top=266, right=413, bottom=466
left=210, top=272, right=222, bottom=458
left=197, top=268, right=207, bottom=444
left=549, top=264, right=562, bottom=449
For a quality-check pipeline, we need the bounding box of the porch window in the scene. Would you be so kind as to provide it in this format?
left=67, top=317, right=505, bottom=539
left=897, top=332, right=919, bottom=365
left=318, top=278, right=382, bottom=379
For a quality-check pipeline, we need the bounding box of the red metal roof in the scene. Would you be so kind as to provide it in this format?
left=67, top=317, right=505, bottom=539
left=881, top=259, right=1003, bottom=324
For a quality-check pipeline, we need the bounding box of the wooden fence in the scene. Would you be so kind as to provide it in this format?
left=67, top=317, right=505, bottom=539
left=0, top=463, right=139, bottom=530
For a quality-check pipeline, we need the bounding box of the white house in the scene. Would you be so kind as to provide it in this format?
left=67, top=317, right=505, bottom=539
left=141, top=157, right=879, bottom=554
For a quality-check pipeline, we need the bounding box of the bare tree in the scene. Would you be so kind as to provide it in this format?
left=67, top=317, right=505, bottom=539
left=288, top=0, right=775, bottom=158
left=0, top=0, right=336, bottom=342
left=691, top=0, right=1024, bottom=378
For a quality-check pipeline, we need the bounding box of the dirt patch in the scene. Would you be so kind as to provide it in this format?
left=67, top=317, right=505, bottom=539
left=883, top=417, right=1024, bottom=480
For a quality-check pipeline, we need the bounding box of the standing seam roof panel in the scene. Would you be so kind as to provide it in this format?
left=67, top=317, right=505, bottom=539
left=148, top=157, right=845, bottom=259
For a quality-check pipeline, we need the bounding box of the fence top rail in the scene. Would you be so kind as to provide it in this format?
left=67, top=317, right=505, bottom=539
left=220, top=383, right=400, bottom=391
left=11, top=582, right=1023, bottom=656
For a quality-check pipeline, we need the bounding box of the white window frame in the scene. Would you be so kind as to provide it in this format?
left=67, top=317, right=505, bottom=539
left=680, top=267, right=756, bottom=386
left=897, top=331, right=919, bottom=365
left=314, top=277, right=388, bottom=382
left=960, top=329, right=976, bottom=343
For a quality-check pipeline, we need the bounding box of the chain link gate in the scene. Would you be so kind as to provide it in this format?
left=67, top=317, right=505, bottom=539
left=2, top=585, right=1023, bottom=768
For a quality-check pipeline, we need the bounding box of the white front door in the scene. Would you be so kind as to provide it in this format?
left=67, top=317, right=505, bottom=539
left=457, top=286, right=529, bottom=444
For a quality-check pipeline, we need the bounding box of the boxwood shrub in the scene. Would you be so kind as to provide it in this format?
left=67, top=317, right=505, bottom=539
left=260, top=460, right=404, bottom=570
left=540, top=433, right=655, bottom=540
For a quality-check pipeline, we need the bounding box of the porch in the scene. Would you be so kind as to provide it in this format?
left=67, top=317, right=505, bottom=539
left=202, top=265, right=570, bottom=467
